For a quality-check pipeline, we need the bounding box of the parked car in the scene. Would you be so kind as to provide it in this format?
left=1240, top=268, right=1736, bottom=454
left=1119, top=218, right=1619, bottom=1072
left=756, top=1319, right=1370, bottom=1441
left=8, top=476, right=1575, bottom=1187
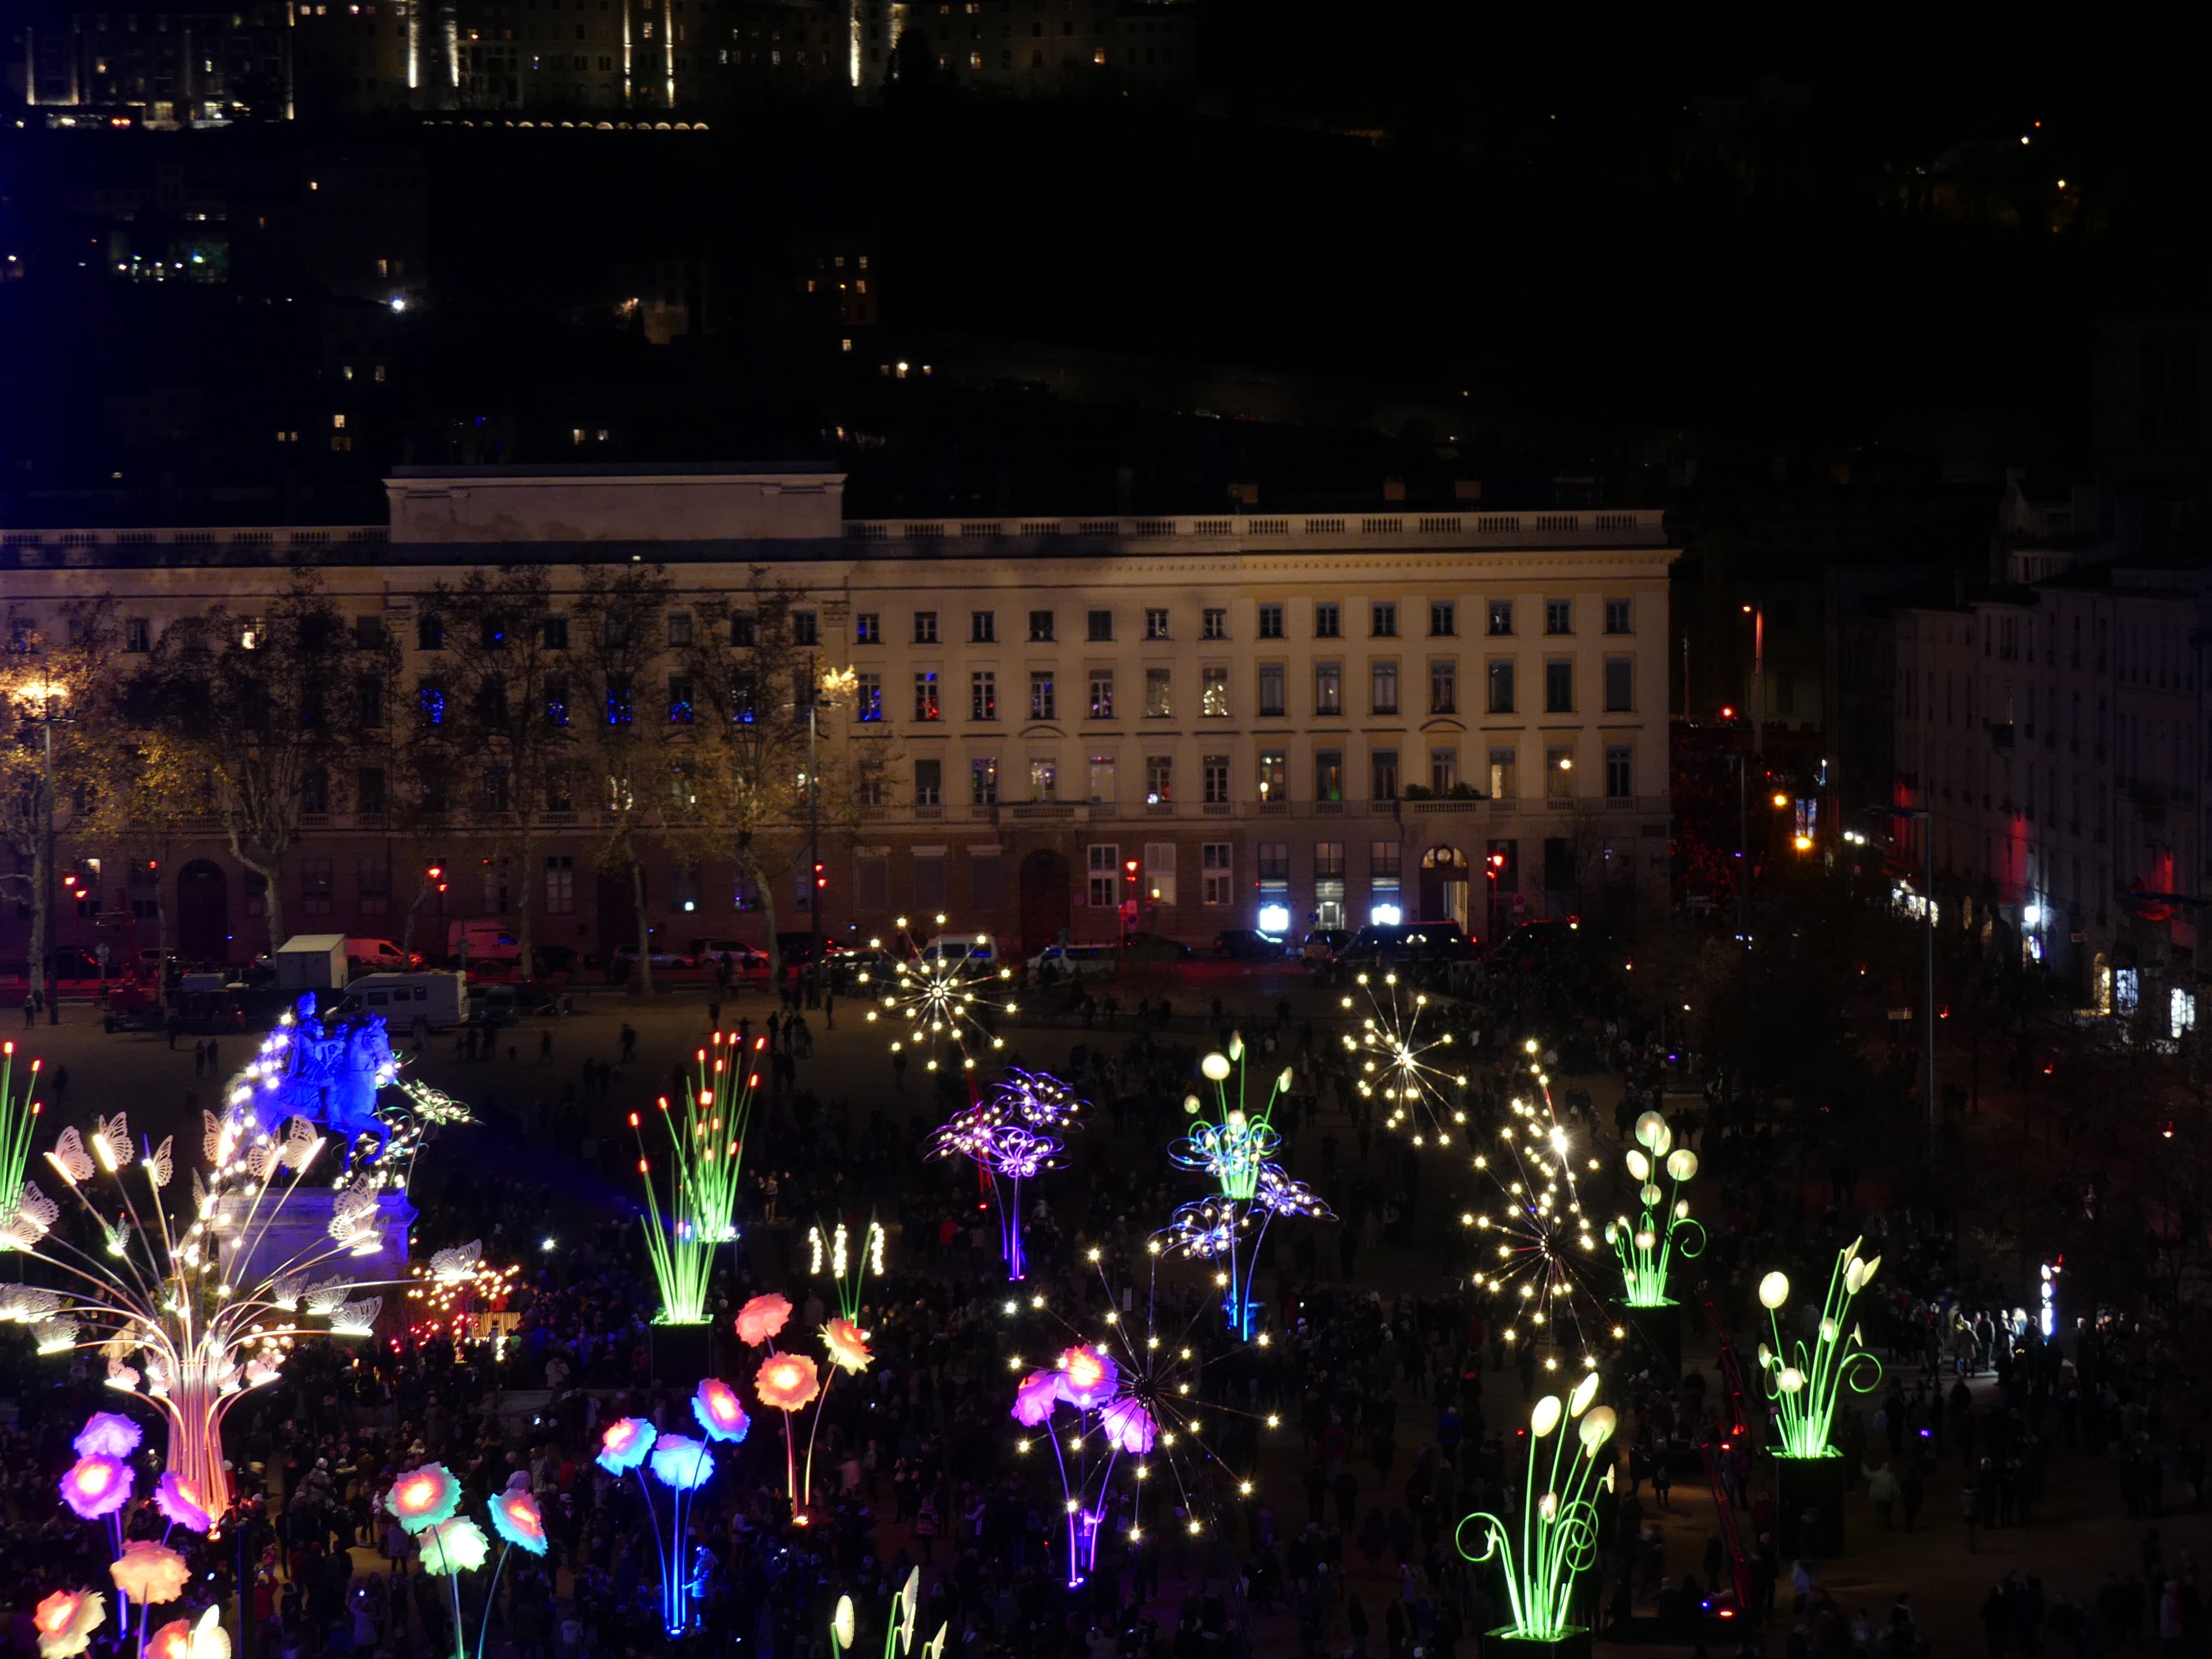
left=611, top=945, right=697, bottom=972
left=1300, top=928, right=1353, bottom=966
left=774, top=932, right=846, bottom=969
left=1123, top=932, right=1195, bottom=962
left=1028, top=942, right=1120, bottom=980
left=689, top=939, right=771, bottom=974
left=1340, top=921, right=1475, bottom=966
left=1213, top=929, right=1289, bottom=961
left=344, top=937, right=420, bottom=973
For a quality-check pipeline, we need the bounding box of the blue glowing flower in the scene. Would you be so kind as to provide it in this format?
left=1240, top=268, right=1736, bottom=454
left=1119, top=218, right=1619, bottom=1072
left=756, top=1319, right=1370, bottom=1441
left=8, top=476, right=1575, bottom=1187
left=648, top=1434, right=714, bottom=1493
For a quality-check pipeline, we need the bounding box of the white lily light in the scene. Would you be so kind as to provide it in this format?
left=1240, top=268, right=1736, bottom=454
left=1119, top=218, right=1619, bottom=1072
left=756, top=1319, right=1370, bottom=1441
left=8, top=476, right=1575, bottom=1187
left=1756, top=1238, right=1882, bottom=1459
left=1457, top=1386, right=1618, bottom=1644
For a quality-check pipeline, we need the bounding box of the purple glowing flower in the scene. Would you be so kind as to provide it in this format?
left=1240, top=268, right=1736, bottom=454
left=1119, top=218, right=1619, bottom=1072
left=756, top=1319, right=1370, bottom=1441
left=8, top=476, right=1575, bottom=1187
left=72, top=1413, right=143, bottom=1460
left=1100, top=1397, right=1157, bottom=1455
left=60, top=1455, right=131, bottom=1520
left=1054, top=1345, right=1120, bottom=1411
left=1012, top=1369, right=1060, bottom=1427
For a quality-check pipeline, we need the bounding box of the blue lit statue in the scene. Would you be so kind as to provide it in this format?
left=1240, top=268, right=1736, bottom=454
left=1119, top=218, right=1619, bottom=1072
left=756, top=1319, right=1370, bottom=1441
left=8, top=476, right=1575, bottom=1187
left=273, top=994, right=398, bottom=1166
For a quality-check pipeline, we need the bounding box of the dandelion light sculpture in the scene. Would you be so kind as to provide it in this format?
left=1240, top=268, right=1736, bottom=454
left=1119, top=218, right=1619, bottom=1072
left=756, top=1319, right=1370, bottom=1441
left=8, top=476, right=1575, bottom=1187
left=628, top=1031, right=757, bottom=1326
left=862, top=917, right=1015, bottom=1073
left=1455, top=1376, right=1617, bottom=1648
left=929, top=1068, right=1088, bottom=1281
left=0, top=1036, right=391, bottom=1516
left=1756, top=1238, right=1882, bottom=1460
left=1459, top=1039, right=1608, bottom=1375
left=1340, top=973, right=1469, bottom=1150
left=1157, top=1162, right=1331, bottom=1341
left=1603, top=1111, right=1704, bottom=1308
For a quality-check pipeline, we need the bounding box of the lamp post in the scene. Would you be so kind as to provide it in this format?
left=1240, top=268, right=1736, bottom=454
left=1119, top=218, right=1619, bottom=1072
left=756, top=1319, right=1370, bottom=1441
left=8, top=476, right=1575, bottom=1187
left=1870, top=805, right=1937, bottom=1149
left=11, top=678, right=69, bottom=1026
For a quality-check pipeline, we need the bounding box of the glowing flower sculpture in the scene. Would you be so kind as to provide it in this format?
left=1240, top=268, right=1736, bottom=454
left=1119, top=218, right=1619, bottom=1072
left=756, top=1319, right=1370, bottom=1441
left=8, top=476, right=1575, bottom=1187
left=380, top=1465, right=561, bottom=1659
left=0, top=1001, right=412, bottom=1518
left=148, top=1608, right=230, bottom=1659
left=861, top=916, right=1016, bottom=1074
left=33, top=1589, right=106, bottom=1659
left=0, top=1041, right=44, bottom=1241
left=1459, top=1038, right=1609, bottom=1377
left=734, top=1292, right=791, bottom=1348
left=595, top=1418, right=658, bottom=1477
left=596, top=1420, right=722, bottom=1634
left=384, top=1464, right=463, bottom=1532
left=790, top=1214, right=889, bottom=1505
left=153, top=1473, right=213, bottom=1535
left=1603, top=1111, right=1705, bottom=1308
left=1162, top=1035, right=1322, bottom=1337
left=488, top=1489, right=549, bottom=1556
left=1340, top=972, right=1470, bottom=1150
left=110, top=1542, right=191, bottom=1606
left=1455, top=1375, right=1618, bottom=1645
left=1756, top=1237, right=1883, bottom=1460
left=757, top=1353, right=821, bottom=1412
left=930, top=1069, right=1088, bottom=1282
left=420, top=1516, right=492, bottom=1576
left=72, top=1411, right=142, bottom=1459
left=822, top=1317, right=874, bottom=1374
left=693, top=1376, right=752, bottom=1444
left=61, top=1455, right=132, bottom=1521
left=629, top=1031, right=757, bottom=1327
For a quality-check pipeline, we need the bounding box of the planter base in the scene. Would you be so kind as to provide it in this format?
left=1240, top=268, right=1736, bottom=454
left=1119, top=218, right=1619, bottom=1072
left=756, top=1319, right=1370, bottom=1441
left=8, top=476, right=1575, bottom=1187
left=650, top=1321, right=714, bottom=1389
left=1482, top=1629, right=1592, bottom=1659
left=1776, top=1454, right=1850, bottom=1558
left=1617, top=1300, right=1682, bottom=1373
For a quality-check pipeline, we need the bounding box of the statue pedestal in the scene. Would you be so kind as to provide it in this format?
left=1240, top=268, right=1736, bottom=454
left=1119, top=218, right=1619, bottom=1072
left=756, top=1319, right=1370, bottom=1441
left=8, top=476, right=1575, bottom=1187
left=213, top=1188, right=417, bottom=1303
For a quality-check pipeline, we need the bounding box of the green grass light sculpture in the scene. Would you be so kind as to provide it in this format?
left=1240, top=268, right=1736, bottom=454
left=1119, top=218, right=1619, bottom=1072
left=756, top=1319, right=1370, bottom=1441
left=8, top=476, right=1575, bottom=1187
left=1756, top=1237, right=1882, bottom=1459
left=0, top=1041, right=40, bottom=1229
left=1602, top=1110, right=1704, bottom=1308
left=1456, top=1374, right=1618, bottom=1646
left=630, top=1031, right=757, bottom=1326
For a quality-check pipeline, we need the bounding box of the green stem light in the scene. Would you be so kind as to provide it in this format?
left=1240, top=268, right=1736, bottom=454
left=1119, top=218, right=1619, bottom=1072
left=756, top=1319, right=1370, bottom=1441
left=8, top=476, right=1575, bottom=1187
left=1756, top=1235, right=1883, bottom=1459
left=631, top=1034, right=755, bottom=1326
left=1455, top=1379, right=1616, bottom=1642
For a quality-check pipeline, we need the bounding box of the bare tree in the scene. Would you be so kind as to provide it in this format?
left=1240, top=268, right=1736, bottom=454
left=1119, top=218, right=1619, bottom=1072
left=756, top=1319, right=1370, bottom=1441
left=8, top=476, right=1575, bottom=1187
left=571, top=565, right=674, bottom=993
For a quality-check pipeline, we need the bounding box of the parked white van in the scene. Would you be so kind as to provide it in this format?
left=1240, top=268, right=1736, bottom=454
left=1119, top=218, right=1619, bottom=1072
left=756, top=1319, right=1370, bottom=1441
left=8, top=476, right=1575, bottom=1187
left=447, top=921, right=521, bottom=962
left=341, top=971, right=468, bottom=1032
left=1027, top=943, right=1119, bottom=980
left=345, top=937, right=415, bottom=973
left=922, top=932, right=1001, bottom=968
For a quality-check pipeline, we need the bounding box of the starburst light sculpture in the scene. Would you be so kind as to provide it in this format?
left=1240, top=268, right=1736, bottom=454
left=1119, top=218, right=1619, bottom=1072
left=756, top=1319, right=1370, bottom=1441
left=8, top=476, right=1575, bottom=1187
left=628, top=1030, right=757, bottom=1326
left=860, top=915, right=1016, bottom=1073
left=1340, top=972, right=1469, bottom=1149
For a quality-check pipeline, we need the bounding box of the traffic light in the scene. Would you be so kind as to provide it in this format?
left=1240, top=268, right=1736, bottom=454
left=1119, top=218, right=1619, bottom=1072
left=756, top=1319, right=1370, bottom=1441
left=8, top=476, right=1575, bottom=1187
left=813, top=862, right=827, bottom=891
left=1124, top=858, right=1139, bottom=884
left=426, top=862, right=448, bottom=894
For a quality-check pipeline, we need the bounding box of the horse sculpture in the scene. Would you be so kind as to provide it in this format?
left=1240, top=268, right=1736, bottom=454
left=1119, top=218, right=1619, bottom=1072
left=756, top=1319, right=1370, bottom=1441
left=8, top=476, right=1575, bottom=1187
left=273, top=994, right=397, bottom=1166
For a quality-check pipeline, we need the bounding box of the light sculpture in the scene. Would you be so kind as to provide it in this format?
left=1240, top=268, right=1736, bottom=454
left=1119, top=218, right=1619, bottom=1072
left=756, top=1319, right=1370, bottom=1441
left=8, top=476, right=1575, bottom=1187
left=590, top=1417, right=719, bottom=1635
left=1455, top=1376, right=1618, bottom=1647
left=1756, top=1238, right=1882, bottom=1460
left=383, top=1464, right=551, bottom=1658
left=929, top=1068, right=1088, bottom=1281
left=1603, top=1110, right=1704, bottom=1307
left=629, top=1031, right=756, bottom=1326
left=1340, top=972, right=1469, bottom=1149
left=826, top=1569, right=949, bottom=1659
left=861, top=916, right=1015, bottom=1073
left=40, top=1412, right=211, bottom=1659
left=0, top=1040, right=42, bottom=1232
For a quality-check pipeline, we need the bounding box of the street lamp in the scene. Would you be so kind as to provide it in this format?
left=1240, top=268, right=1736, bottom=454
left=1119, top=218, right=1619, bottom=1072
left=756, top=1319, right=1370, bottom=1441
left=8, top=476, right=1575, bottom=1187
left=804, top=662, right=856, bottom=977
left=10, top=678, right=68, bottom=1026
left=1867, top=805, right=1937, bottom=1149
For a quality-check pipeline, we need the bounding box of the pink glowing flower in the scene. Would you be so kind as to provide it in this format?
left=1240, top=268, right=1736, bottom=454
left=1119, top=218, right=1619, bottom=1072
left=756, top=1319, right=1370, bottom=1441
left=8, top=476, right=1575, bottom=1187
left=693, top=1378, right=751, bottom=1443
left=735, top=1293, right=792, bottom=1347
left=60, top=1455, right=131, bottom=1520
left=111, top=1541, right=192, bottom=1605
left=821, top=1317, right=874, bottom=1375
left=755, top=1352, right=821, bottom=1412
left=383, top=1464, right=462, bottom=1535
left=1012, top=1368, right=1060, bottom=1427
left=147, top=1609, right=231, bottom=1659
left=72, top=1412, right=143, bottom=1459
left=1055, top=1345, right=1119, bottom=1410
left=33, top=1590, right=106, bottom=1659
left=596, top=1416, right=658, bottom=1475
left=1100, top=1397, right=1157, bottom=1455
left=488, top=1489, right=549, bottom=1556
left=153, top=1473, right=213, bottom=1535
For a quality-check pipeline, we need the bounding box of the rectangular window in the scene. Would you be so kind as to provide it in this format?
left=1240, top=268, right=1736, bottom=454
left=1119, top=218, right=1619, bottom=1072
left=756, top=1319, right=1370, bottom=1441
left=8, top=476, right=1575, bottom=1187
left=544, top=764, right=573, bottom=812
left=912, top=849, right=946, bottom=909
left=1086, top=843, right=1120, bottom=907
left=1029, top=671, right=1056, bottom=722
left=1546, top=745, right=1574, bottom=799
left=1545, top=599, right=1573, bottom=635
left=1256, top=842, right=1290, bottom=879
left=418, top=615, right=445, bottom=651
left=1545, top=659, right=1574, bottom=713
left=356, top=766, right=387, bottom=816
left=1258, top=661, right=1286, bottom=717
left=1429, top=601, right=1456, bottom=638
left=1029, top=609, right=1055, bottom=642
left=357, top=853, right=390, bottom=916
left=914, top=611, right=938, bottom=644
left=969, top=847, right=1004, bottom=911
left=1258, top=748, right=1286, bottom=801
left=859, top=760, right=885, bottom=806
left=1201, top=666, right=1230, bottom=718
left=670, top=863, right=702, bottom=914
left=1142, top=841, right=1176, bottom=906
left=301, top=855, right=333, bottom=916
left=1603, top=656, right=1633, bottom=713
left=971, top=610, right=997, bottom=643
left=914, top=758, right=943, bottom=806
left=1604, top=597, right=1631, bottom=635
left=1089, top=671, right=1115, bottom=719
left=1315, top=749, right=1343, bottom=801
left=1371, top=602, right=1397, bottom=638
left=791, top=611, right=818, bottom=647
left=1371, top=747, right=1399, bottom=801
left=541, top=615, right=569, bottom=650
left=1314, top=602, right=1341, bottom=639
left=1429, top=659, right=1457, bottom=716
left=1146, top=755, right=1173, bottom=804
left=1488, top=599, right=1514, bottom=637
left=1257, top=603, right=1285, bottom=639
left=666, top=611, right=695, bottom=648
left=1203, top=755, right=1230, bottom=804
left=971, top=757, right=999, bottom=805
left=667, top=674, right=695, bottom=723
left=604, top=674, right=634, bottom=725
left=1314, top=841, right=1345, bottom=877
left=1088, top=753, right=1117, bottom=801
left=1371, top=839, right=1402, bottom=877
left=1316, top=661, right=1343, bottom=716
left=1371, top=659, right=1400, bottom=716
left=1605, top=744, right=1632, bottom=800
left=1029, top=758, right=1057, bottom=800
left=1087, top=609, right=1114, bottom=642
left=1202, top=607, right=1228, bottom=640
left=354, top=676, right=385, bottom=728
left=124, top=618, right=150, bottom=653
left=1489, top=745, right=1517, bottom=800
left=914, top=671, right=941, bottom=721
left=855, top=612, right=881, bottom=644
left=1145, top=608, right=1171, bottom=641
left=857, top=849, right=890, bottom=911
left=1202, top=843, right=1234, bottom=906
left=418, top=681, right=447, bottom=726
left=855, top=672, right=883, bottom=721
left=1145, top=668, right=1173, bottom=718
left=1487, top=660, right=1515, bottom=714
left=971, top=671, right=998, bottom=721
left=1430, top=747, right=1458, bottom=794
left=730, top=612, right=757, bottom=648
